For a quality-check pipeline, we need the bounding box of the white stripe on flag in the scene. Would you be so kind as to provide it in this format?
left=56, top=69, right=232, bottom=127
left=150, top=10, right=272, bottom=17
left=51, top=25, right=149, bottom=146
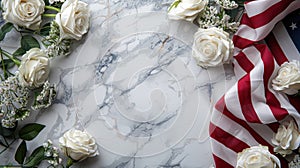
left=249, top=68, right=277, bottom=123
left=242, top=46, right=262, bottom=65
left=232, top=59, right=247, bottom=80
left=245, top=0, right=281, bottom=17
left=235, top=0, right=300, bottom=42
left=248, top=122, right=275, bottom=145
left=224, top=84, right=246, bottom=121
left=211, top=138, right=237, bottom=166
left=211, top=110, right=258, bottom=146
left=273, top=22, right=300, bottom=61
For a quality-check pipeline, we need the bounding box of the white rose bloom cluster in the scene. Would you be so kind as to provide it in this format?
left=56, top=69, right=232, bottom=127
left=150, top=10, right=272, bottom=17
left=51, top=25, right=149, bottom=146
left=59, top=129, right=99, bottom=162
left=272, top=60, right=300, bottom=95
left=168, top=0, right=208, bottom=22
left=55, top=0, right=90, bottom=40
left=18, top=48, right=50, bottom=88
left=1, top=0, right=45, bottom=30
left=272, top=120, right=300, bottom=157
left=192, top=27, right=233, bottom=68
left=236, top=145, right=281, bottom=168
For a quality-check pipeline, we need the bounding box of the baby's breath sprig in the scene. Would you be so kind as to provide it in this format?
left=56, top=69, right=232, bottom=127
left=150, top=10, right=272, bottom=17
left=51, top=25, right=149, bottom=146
left=43, top=139, right=62, bottom=167
left=32, top=81, right=57, bottom=110
left=43, top=21, right=72, bottom=58
left=289, top=155, right=300, bottom=168
left=0, top=75, right=30, bottom=128
left=196, top=0, right=240, bottom=33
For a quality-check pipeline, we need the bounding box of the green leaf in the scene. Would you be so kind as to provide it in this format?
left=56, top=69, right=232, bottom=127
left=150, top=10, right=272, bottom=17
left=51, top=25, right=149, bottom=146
left=19, top=123, right=45, bottom=141
left=0, top=22, right=14, bottom=41
left=21, top=35, right=40, bottom=51
left=0, top=122, right=17, bottom=137
left=44, top=0, right=50, bottom=5
left=0, top=59, right=15, bottom=69
left=13, top=48, right=26, bottom=57
left=24, top=146, right=45, bottom=167
left=15, top=140, right=27, bottom=164
left=40, top=23, right=51, bottom=36
left=168, top=0, right=181, bottom=12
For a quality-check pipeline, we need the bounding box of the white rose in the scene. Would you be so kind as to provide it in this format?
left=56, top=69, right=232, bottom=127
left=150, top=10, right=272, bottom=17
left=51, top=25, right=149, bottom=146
left=1, top=0, right=45, bottom=30
left=192, top=27, right=233, bottom=68
left=55, top=0, right=90, bottom=40
left=18, top=48, right=50, bottom=88
left=59, top=129, right=99, bottom=162
left=272, top=60, right=300, bottom=95
left=272, top=120, right=300, bottom=156
left=236, top=145, right=281, bottom=168
left=168, top=0, right=208, bottom=22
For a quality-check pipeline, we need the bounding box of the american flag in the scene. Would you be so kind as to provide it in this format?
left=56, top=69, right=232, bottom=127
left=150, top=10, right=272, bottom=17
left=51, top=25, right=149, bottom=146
left=210, top=1, right=300, bottom=167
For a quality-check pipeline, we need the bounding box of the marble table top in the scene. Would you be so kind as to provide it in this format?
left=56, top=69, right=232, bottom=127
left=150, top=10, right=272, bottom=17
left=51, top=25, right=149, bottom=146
left=0, top=0, right=236, bottom=167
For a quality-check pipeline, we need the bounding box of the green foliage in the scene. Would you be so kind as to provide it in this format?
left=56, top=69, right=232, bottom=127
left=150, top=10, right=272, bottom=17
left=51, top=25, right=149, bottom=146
left=21, top=35, right=40, bottom=51
left=40, top=23, right=51, bottom=36
left=12, top=48, right=27, bottom=57
left=0, top=123, right=17, bottom=137
left=15, top=140, right=27, bottom=164
left=24, top=146, right=46, bottom=167
left=168, top=0, right=181, bottom=12
left=0, top=59, right=15, bottom=70
left=0, top=23, right=14, bottom=41
left=19, top=123, right=45, bottom=141
left=44, top=0, right=50, bottom=6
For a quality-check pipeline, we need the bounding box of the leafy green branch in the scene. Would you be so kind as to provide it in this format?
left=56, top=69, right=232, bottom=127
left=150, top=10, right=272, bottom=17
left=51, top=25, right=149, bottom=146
left=0, top=123, right=52, bottom=168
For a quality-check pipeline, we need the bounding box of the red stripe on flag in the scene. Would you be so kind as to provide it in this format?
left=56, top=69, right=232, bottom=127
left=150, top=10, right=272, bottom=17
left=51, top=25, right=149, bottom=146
left=265, top=33, right=300, bottom=115
left=239, top=13, right=254, bottom=28
left=247, top=0, right=294, bottom=28
left=288, top=96, right=300, bottom=113
left=238, top=74, right=261, bottom=123
left=219, top=98, right=273, bottom=149
left=233, top=35, right=255, bottom=49
left=267, top=123, right=280, bottom=133
left=213, top=154, right=234, bottom=168
left=257, top=44, right=289, bottom=121
left=210, top=123, right=250, bottom=153
left=222, top=102, right=289, bottom=168
left=234, top=52, right=254, bottom=73
left=265, top=33, right=288, bottom=65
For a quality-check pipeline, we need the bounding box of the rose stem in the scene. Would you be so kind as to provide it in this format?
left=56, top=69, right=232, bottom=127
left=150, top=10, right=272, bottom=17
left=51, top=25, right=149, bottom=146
left=66, top=158, right=74, bottom=168
left=0, top=49, right=21, bottom=66
left=42, top=14, right=57, bottom=18
left=45, top=5, right=61, bottom=12
left=0, top=48, right=8, bottom=79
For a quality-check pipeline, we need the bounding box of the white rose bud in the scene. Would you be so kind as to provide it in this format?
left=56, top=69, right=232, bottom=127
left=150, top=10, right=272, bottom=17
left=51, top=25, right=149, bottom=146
left=1, top=0, right=45, bottom=30
left=18, top=48, right=50, bottom=88
left=272, top=120, right=300, bottom=156
left=192, top=27, right=234, bottom=68
left=168, top=0, right=208, bottom=22
left=55, top=0, right=90, bottom=40
left=59, top=129, right=99, bottom=162
left=272, top=60, right=300, bottom=95
left=236, top=145, right=281, bottom=168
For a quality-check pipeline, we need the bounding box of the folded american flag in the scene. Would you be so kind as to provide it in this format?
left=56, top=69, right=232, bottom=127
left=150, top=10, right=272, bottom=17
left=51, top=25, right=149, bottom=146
left=210, top=1, right=300, bottom=167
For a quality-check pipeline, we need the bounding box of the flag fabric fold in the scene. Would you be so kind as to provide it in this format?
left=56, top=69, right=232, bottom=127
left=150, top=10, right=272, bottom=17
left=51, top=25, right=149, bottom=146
left=210, top=1, right=300, bottom=167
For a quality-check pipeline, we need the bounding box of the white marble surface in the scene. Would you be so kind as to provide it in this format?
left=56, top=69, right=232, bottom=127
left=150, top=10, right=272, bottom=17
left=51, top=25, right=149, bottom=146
left=0, top=0, right=236, bottom=167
